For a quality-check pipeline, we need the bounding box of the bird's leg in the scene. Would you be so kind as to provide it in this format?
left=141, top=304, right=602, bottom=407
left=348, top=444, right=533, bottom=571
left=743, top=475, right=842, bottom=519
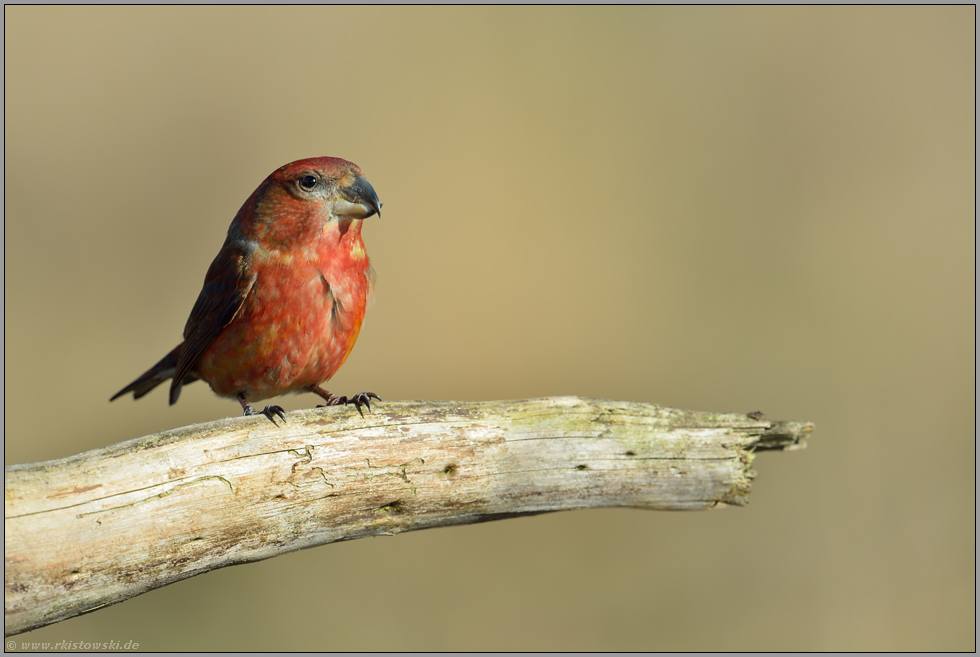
left=237, top=392, right=286, bottom=425
left=309, top=385, right=381, bottom=417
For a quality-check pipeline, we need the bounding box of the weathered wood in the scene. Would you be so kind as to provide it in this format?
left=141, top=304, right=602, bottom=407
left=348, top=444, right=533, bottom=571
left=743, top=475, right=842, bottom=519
left=4, top=397, right=810, bottom=636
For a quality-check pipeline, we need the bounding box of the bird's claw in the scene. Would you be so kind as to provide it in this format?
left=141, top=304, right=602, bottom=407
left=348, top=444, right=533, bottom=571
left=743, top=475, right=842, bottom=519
left=316, top=391, right=381, bottom=416
left=347, top=391, right=381, bottom=416
left=243, top=404, right=287, bottom=425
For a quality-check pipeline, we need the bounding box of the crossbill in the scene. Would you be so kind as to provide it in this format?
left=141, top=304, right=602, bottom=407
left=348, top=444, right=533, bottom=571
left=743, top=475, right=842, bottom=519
left=111, top=157, right=381, bottom=423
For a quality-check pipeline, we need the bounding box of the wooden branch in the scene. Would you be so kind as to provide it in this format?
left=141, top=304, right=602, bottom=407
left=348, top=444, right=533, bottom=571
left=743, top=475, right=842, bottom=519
left=4, top=397, right=810, bottom=636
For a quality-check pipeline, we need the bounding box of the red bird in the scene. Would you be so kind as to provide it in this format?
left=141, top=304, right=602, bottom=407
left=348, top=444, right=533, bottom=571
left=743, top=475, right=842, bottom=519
left=111, top=157, right=381, bottom=423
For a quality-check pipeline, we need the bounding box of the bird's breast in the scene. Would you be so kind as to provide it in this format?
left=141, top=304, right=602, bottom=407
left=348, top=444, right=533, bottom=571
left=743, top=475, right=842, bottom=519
left=197, top=233, right=371, bottom=401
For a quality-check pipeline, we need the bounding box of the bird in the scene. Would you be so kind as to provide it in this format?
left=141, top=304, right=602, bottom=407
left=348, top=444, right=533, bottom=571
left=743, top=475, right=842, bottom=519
left=111, top=156, right=381, bottom=423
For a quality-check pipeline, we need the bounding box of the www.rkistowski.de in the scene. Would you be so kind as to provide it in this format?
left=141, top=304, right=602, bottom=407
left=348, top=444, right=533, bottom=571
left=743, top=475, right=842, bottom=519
left=7, top=640, right=139, bottom=650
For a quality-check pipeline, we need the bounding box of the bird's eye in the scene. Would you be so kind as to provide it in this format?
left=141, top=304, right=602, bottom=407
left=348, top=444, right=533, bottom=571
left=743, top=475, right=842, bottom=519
left=299, top=175, right=319, bottom=190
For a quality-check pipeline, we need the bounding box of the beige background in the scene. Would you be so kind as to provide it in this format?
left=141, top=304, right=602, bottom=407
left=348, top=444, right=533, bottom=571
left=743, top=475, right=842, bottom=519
left=4, top=6, right=974, bottom=651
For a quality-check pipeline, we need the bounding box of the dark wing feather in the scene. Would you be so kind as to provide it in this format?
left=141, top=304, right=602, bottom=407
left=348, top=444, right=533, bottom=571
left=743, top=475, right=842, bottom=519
left=170, top=240, right=257, bottom=404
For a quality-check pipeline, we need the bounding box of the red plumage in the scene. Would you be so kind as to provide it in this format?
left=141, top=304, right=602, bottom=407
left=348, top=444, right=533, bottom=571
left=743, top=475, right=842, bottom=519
left=111, top=157, right=381, bottom=421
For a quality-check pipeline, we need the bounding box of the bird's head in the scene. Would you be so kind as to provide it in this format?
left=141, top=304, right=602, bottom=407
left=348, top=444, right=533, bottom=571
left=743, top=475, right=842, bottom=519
left=233, top=156, right=381, bottom=248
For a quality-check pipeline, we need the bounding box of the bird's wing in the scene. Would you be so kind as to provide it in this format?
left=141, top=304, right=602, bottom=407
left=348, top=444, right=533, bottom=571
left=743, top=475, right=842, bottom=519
left=170, top=240, right=257, bottom=404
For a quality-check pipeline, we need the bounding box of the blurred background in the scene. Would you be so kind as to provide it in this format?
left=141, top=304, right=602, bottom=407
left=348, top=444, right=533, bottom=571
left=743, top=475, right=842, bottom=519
left=4, top=6, right=974, bottom=651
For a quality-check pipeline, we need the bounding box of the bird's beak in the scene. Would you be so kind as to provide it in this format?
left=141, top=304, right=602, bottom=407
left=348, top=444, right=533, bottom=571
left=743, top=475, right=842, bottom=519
left=335, top=174, right=382, bottom=219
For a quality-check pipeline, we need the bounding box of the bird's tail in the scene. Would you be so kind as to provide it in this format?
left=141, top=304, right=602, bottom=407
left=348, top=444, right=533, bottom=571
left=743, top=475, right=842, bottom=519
left=110, top=343, right=198, bottom=403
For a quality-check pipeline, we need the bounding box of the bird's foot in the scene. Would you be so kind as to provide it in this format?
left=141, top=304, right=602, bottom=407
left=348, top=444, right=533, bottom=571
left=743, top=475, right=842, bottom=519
left=244, top=404, right=287, bottom=425
left=313, top=387, right=381, bottom=417
left=237, top=393, right=286, bottom=425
